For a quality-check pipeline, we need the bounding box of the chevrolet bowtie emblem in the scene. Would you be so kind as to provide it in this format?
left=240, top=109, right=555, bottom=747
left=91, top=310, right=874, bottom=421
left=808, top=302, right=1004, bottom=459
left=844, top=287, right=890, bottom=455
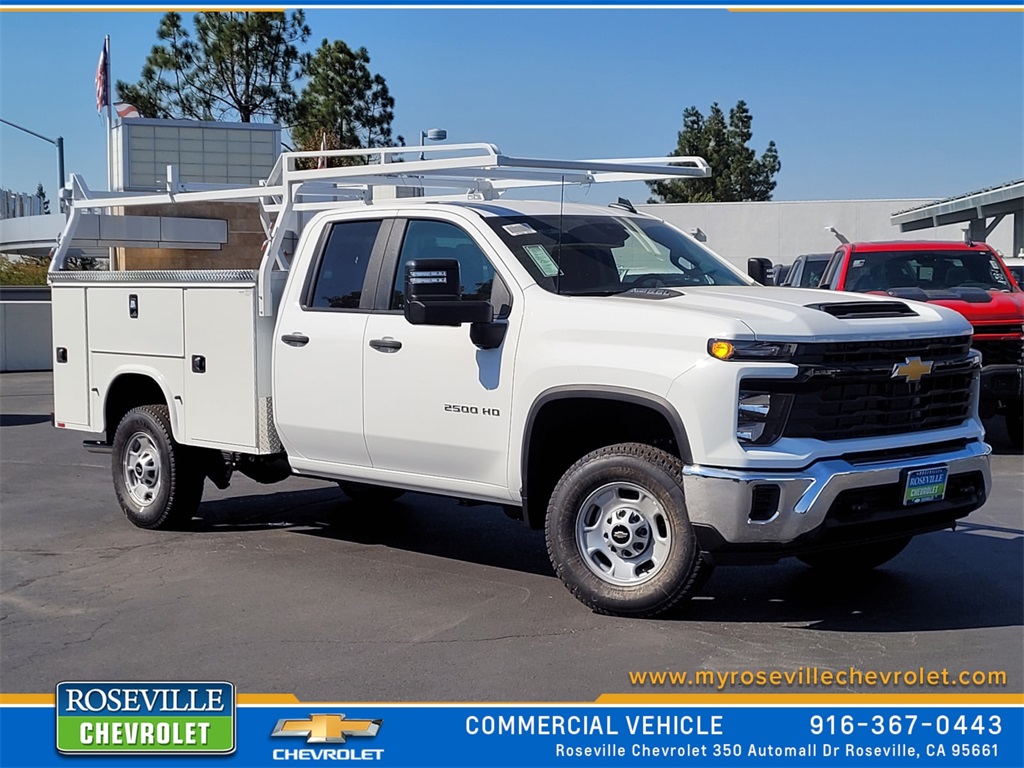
left=271, top=714, right=382, bottom=744
left=891, top=356, right=934, bottom=383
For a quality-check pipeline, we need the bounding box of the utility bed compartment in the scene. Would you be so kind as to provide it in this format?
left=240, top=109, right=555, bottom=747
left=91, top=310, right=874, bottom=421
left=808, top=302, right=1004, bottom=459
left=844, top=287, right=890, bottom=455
left=50, top=270, right=282, bottom=454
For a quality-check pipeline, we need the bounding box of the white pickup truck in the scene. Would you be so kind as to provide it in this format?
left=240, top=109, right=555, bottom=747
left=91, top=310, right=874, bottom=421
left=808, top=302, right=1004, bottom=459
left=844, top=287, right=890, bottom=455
left=49, top=144, right=991, bottom=617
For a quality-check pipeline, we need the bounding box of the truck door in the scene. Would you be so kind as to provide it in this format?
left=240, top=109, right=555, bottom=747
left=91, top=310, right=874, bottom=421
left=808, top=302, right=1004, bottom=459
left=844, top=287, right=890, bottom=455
left=273, top=218, right=392, bottom=467
left=362, top=217, right=518, bottom=491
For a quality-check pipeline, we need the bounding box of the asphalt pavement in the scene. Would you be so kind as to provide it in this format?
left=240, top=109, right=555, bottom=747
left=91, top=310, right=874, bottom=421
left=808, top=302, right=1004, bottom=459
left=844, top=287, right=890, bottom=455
left=2, top=372, right=1021, bottom=701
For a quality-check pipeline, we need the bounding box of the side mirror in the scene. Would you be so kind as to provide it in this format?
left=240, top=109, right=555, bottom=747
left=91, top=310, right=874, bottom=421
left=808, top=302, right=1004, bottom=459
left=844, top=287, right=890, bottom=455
left=404, top=258, right=492, bottom=326
left=747, top=258, right=773, bottom=285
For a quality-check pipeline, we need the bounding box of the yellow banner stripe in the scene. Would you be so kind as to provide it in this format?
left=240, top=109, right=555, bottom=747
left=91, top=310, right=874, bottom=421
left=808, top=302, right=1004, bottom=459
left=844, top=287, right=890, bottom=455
left=0, top=694, right=54, bottom=705
left=597, top=693, right=1024, bottom=704
left=237, top=693, right=300, bottom=704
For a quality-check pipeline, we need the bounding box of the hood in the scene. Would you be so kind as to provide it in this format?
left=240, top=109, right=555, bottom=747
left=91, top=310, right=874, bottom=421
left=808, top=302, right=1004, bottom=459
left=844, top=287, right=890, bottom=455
left=605, top=285, right=973, bottom=342
left=864, top=288, right=1024, bottom=326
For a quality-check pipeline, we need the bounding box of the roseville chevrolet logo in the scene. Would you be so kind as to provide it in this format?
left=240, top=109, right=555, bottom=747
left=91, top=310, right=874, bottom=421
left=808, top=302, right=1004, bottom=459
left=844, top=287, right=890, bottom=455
left=891, top=356, right=934, bottom=383
left=271, top=714, right=382, bottom=744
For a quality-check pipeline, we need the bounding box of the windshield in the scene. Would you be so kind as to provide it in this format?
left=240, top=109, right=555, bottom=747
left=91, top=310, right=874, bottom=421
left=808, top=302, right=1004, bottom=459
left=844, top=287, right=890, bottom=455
left=844, top=250, right=1013, bottom=293
left=483, top=214, right=748, bottom=295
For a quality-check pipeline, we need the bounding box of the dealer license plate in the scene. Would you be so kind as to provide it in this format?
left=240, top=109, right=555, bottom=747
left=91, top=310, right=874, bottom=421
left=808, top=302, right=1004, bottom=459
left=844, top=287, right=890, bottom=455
left=903, top=466, right=948, bottom=506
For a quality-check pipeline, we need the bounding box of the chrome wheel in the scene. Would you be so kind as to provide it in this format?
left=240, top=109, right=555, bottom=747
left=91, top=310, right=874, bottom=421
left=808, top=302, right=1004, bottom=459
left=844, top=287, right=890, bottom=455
left=123, top=431, right=162, bottom=508
left=574, top=481, right=672, bottom=586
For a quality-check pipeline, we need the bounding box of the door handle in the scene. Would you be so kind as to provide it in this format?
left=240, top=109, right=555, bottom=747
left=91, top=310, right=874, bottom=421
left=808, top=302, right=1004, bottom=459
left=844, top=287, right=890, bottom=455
left=369, top=338, right=402, bottom=353
left=281, top=333, right=310, bottom=347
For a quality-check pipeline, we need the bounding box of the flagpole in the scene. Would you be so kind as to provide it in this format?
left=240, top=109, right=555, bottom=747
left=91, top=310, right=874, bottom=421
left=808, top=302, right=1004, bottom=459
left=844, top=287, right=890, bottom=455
left=105, top=35, right=113, bottom=192
left=105, top=35, right=115, bottom=269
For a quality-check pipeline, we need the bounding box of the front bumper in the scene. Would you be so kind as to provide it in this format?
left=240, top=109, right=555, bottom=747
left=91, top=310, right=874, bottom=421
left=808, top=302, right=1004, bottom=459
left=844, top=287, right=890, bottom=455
left=682, top=440, right=991, bottom=562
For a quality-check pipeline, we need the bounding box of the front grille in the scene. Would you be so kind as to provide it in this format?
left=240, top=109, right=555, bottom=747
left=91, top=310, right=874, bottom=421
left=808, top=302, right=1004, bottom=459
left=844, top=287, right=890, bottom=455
left=746, top=336, right=977, bottom=441
left=973, top=338, right=1024, bottom=366
left=774, top=367, right=974, bottom=439
left=972, top=323, right=1023, bottom=336
left=791, top=336, right=972, bottom=367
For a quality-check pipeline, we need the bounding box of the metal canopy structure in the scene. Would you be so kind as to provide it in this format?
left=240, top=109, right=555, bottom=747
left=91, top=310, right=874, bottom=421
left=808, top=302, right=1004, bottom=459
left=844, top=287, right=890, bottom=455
left=890, top=179, right=1024, bottom=256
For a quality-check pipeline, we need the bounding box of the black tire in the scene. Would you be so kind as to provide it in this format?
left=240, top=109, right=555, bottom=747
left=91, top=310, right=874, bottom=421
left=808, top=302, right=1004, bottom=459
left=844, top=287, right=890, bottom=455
left=111, top=405, right=204, bottom=530
left=797, top=536, right=911, bottom=572
left=545, top=443, right=711, bottom=618
left=337, top=481, right=405, bottom=504
left=1006, top=407, right=1023, bottom=451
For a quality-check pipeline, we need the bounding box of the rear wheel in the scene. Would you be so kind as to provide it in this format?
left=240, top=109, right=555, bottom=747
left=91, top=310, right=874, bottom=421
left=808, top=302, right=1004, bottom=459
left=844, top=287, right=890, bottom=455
left=797, top=537, right=911, bottom=572
left=545, top=443, right=711, bottom=617
left=112, top=405, right=204, bottom=529
left=337, top=481, right=405, bottom=504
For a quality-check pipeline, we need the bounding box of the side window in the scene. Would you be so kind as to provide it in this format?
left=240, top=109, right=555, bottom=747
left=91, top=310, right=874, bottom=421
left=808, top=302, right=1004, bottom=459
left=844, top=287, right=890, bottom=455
left=308, top=220, right=381, bottom=309
left=390, top=220, right=502, bottom=311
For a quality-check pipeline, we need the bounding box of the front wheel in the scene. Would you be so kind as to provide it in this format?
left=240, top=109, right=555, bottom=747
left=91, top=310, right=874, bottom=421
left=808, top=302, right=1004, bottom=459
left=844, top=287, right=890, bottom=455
left=111, top=405, right=204, bottom=529
left=545, top=443, right=711, bottom=618
left=797, top=537, right=911, bottom=572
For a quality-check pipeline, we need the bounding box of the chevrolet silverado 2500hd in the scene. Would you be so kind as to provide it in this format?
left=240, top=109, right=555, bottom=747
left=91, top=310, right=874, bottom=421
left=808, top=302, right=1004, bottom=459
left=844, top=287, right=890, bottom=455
left=49, top=144, right=991, bottom=617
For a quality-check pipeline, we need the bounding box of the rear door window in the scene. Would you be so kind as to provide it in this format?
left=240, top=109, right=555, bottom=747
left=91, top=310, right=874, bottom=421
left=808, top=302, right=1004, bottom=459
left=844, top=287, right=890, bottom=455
left=307, top=220, right=383, bottom=310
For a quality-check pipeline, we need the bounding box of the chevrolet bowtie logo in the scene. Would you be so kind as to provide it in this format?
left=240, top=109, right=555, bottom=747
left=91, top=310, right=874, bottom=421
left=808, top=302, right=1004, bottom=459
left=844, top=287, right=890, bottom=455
left=891, top=356, right=934, bottom=383
left=271, top=714, right=382, bottom=744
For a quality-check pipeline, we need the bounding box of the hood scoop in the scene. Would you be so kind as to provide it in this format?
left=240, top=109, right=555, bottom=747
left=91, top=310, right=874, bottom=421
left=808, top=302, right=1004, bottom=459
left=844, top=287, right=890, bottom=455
left=805, top=301, right=918, bottom=318
left=884, top=287, right=994, bottom=304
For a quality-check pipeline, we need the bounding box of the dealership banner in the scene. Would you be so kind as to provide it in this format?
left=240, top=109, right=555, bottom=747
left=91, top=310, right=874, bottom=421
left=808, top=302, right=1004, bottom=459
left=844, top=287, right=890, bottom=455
left=2, top=689, right=1021, bottom=767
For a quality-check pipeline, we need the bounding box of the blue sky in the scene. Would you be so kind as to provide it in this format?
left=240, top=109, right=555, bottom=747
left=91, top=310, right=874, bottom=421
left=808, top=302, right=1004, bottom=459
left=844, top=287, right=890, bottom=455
left=1, top=9, right=1022, bottom=205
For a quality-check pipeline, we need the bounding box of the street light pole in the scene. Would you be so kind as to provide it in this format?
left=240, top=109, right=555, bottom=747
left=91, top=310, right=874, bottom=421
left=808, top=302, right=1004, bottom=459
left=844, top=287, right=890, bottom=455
left=0, top=117, right=66, bottom=212
left=419, top=128, right=448, bottom=160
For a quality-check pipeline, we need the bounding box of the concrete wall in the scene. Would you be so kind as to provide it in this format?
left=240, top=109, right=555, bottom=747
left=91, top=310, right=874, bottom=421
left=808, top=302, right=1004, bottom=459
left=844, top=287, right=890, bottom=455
left=0, top=287, right=52, bottom=372
left=639, top=199, right=1017, bottom=270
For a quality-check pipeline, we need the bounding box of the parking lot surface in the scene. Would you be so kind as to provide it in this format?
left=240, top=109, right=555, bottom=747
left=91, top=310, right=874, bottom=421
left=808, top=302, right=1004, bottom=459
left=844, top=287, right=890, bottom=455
left=2, top=372, right=1021, bottom=701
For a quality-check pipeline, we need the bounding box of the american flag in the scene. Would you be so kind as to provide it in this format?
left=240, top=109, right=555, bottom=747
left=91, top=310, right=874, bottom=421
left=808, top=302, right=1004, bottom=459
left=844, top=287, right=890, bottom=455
left=95, top=39, right=109, bottom=115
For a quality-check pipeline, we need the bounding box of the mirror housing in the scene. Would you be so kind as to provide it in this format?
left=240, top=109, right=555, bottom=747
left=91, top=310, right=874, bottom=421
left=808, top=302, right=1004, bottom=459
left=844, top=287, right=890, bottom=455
left=403, top=258, right=492, bottom=326
left=747, top=257, right=773, bottom=285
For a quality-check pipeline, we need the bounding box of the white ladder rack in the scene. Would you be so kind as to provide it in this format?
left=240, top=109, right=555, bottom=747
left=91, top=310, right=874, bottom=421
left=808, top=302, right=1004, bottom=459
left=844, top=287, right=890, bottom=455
left=50, top=142, right=711, bottom=316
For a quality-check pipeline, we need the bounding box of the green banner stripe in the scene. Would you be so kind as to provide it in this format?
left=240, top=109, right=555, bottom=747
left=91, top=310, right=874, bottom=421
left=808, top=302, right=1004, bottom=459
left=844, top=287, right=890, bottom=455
left=57, top=716, right=233, bottom=752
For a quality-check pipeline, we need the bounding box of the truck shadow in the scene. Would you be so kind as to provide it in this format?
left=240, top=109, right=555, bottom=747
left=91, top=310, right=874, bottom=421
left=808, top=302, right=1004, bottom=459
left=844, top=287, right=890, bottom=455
left=0, top=413, right=51, bottom=427
left=189, top=487, right=1022, bottom=633
left=690, top=523, right=1023, bottom=632
left=189, top=487, right=553, bottom=577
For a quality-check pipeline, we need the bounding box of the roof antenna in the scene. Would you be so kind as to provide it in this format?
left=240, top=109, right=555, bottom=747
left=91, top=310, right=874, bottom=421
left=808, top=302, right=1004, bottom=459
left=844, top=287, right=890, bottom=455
left=609, top=197, right=637, bottom=214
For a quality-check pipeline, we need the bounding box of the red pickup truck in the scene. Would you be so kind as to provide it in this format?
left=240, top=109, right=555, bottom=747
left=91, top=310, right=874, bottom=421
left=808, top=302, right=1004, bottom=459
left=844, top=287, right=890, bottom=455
left=818, top=240, right=1023, bottom=448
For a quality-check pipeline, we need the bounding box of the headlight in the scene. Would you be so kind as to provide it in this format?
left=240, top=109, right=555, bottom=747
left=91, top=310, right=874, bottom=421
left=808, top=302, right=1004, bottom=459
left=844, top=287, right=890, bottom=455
left=708, top=339, right=797, bottom=361
left=736, top=390, right=792, bottom=445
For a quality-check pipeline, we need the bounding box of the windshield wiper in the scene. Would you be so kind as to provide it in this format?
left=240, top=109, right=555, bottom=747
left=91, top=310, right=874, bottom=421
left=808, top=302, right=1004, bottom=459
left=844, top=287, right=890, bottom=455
left=560, top=288, right=633, bottom=297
